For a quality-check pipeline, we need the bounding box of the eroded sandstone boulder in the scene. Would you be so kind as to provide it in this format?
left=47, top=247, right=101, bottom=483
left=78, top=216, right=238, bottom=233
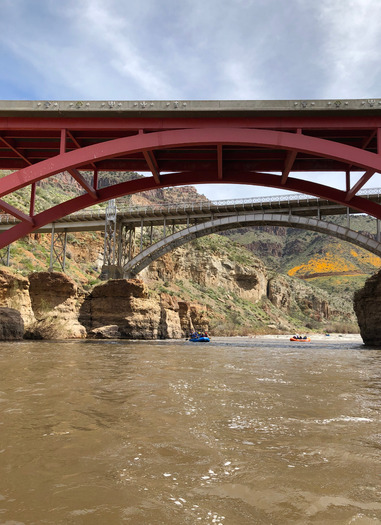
left=88, top=324, right=121, bottom=339
left=0, top=307, right=24, bottom=340
left=354, top=270, right=381, bottom=345
left=80, top=279, right=208, bottom=339
left=0, top=269, right=35, bottom=329
left=28, top=272, right=86, bottom=339
left=158, top=293, right=182, bottom=339
left=81, top=279, right=163, bottom=339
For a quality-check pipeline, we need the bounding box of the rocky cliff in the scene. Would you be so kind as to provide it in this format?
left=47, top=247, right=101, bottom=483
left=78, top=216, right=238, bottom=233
left=0, top=269, right=208, bottom=340
left=145, top=244, right=267, bottom=303
left=354, top=269, right=381, bottom=346
left=79, top=278, right=207, bottom=339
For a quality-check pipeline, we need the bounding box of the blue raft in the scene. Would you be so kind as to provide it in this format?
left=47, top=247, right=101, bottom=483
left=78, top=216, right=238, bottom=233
left=189, top=335, right=210, bottom=342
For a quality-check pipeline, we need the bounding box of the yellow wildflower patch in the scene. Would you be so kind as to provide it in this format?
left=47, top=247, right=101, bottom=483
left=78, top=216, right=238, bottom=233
left=288, top=252, right=358, bottom=278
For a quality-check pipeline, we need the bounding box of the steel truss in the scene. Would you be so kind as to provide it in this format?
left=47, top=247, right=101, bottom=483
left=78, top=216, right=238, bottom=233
left=49, top=225, right=68, bottom=272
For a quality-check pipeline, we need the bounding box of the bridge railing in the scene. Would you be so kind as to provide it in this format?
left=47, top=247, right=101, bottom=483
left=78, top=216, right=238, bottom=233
left=109, top=186, right=381, bottom=215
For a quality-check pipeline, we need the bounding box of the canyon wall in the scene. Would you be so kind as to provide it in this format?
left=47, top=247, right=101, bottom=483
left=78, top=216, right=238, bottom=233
left=0, top=237, right=353, bottom=340
left=354, top=269, right=381, bottom=346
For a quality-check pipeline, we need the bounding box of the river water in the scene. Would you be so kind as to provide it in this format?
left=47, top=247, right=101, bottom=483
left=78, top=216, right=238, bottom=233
left=0, top=337, right=380, bottom=524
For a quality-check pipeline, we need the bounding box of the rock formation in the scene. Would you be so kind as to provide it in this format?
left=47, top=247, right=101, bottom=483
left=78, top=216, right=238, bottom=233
left=354, top=269, right=381, bottom=345
left=27, top=272, right=86, bottom=339
left=0, top=235, right=358, bottom=340
left=0, top=269, right=34, bottom=329
left=0, top=307, right=24, bottom=340
left=267, top=276, right=292, bottom=311
left=0, top=268, right=209, bottom=340
left=79, top=279, right=207, bottom=339
left=145, top=245, right=268, bottom=303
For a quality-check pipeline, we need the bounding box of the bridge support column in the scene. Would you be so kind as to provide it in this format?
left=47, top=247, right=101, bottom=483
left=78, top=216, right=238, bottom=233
left=49, top=224, right=68, bottom=272
left=377, top=220, right=381, bottom=242
left=101, top=199, right=123, bottom=280
left=114, top=224, right=136, bottom=278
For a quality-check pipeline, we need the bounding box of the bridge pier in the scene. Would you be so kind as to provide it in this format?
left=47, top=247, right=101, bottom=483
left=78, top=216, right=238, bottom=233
left=49, top=225, right=68, bottom=272
left=99, top=264, right=124, bottom=280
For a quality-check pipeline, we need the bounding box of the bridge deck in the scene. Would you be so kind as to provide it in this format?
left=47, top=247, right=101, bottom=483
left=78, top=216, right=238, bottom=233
left=1, top=99, right=381, bottom=173
left=0, top=188, right=379, bottom=233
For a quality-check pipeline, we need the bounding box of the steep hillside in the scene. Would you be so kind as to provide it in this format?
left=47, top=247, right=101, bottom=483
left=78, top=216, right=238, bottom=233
left=141, top=235, right=358, bottom=335
left=225, top=215, right=380, bottom=303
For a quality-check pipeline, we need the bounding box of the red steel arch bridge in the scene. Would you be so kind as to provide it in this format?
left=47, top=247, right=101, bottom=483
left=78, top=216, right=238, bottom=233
left=1, top=98, right=381, bottom=255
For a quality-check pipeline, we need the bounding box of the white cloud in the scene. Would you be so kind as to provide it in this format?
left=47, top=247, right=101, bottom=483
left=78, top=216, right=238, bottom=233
left=316, top=0, right=381, bottom=98
left=1, top=0, right=381, bottom=198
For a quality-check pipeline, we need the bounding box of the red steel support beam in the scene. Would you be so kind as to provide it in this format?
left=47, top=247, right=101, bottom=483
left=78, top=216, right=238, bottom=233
left=63, top=130, right=99, bottom=198
left=346, top=169, right=350, bottom=192
left=3, top=126, right=381, bottom=199
left=0, top=199, right=34, bottom=223
left=345, top=169, right=375, bottom=201
left=66, top=168, right=98, bottom=200
left=30, top=183, right=36, bottom=216
left=143, top=150, right=160, bottom=184
left=93, top=168, right=98, bottom=190
left=139, top=130, right=160, bottom=184
left=3, top=115, right=381, bottom=132
left=345, top=127, right=381, bottom=201
left=281, top=129, right=301, bottom=184
left=0, top=135, right=32, bottom=166
left=66, top=129, right=79, bottom=148
left=217, top=145, right=223, bottom=180
left=60, top=128, right=66, bottom=154
left=66, top=129, right=97, bottom=170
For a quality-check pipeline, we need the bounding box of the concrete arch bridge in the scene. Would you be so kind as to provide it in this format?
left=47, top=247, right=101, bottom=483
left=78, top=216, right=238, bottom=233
left=122, top=211, right=381, bottom=278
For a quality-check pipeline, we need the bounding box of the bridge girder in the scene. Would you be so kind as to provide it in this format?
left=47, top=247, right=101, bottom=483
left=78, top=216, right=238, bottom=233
left=123, top=213, right=381, bottom=277
left=2, top=126, right=381, bottom=248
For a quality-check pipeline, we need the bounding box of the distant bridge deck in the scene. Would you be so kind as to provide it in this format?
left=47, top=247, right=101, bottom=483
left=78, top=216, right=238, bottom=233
left=0, top=187, right=380, bottom=234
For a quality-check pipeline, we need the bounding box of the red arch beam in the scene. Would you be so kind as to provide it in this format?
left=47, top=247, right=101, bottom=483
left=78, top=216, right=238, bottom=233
left=1, top=127, right=381, bottom=248
left=1, top=127, right=381, bottom=197
left=1, top=171, right=381, bottom=250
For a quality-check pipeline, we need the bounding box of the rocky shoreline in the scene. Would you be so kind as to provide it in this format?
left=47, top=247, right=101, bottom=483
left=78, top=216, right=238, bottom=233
left=0, top=269, right=208, bottom=341
left=0, top=264, right=379, bottom=345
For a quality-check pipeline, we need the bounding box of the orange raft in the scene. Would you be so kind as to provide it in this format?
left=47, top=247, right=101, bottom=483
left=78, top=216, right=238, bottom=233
left=290, top=337, right=311, bottom=342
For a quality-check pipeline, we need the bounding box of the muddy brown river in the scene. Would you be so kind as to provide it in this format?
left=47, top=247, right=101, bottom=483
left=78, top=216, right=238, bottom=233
left=0, top=337, right=380, bottom=524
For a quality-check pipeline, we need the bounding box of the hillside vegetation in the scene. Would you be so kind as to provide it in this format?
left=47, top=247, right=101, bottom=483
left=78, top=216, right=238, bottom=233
left=226, top=215, right=380, bottom=301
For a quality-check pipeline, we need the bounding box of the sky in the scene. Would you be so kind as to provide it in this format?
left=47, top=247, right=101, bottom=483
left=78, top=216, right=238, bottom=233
left=1, top=0, right=381, bottom=201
